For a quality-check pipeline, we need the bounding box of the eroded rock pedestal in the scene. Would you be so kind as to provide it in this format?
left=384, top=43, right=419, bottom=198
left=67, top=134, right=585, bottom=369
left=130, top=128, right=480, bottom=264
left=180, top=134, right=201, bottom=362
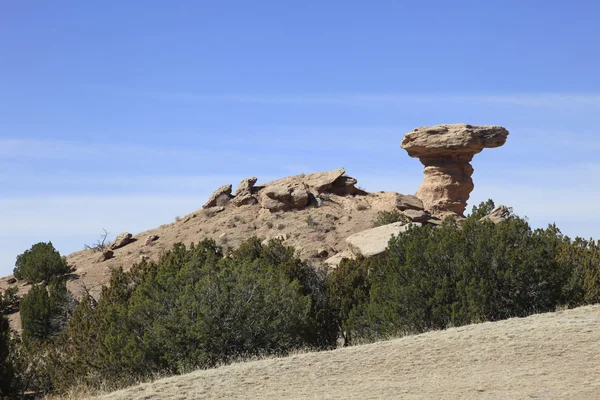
left=402, top=124, right=509, bottom=217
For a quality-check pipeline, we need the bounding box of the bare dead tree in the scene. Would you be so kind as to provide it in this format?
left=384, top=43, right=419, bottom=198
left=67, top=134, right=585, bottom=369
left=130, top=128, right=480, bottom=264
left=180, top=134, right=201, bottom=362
left=84, top=228, right=110, bottom=252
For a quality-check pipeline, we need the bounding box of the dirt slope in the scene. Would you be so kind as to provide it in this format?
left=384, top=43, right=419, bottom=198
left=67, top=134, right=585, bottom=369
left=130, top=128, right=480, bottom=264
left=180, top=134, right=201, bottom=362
left=91, top=304, right=600, bottom=400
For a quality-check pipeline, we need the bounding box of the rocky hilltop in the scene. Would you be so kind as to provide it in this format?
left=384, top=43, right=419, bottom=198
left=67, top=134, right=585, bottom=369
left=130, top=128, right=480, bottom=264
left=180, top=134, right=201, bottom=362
left=0, top=123, right=509, bottom=330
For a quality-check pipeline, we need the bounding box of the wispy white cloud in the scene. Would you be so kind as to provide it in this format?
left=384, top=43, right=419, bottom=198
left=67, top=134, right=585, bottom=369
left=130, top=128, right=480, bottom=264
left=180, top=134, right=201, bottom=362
left=0, top=138, right=235, bottom=161
left=110, top=88, right=600, bottom=109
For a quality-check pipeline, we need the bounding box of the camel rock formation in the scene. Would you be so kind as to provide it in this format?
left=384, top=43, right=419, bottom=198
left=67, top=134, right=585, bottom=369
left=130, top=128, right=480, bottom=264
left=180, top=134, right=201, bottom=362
left=402, top=123, right=509, bottom=217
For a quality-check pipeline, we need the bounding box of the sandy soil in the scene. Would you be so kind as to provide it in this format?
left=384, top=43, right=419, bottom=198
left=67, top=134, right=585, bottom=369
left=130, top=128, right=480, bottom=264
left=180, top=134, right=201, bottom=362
left=91, top=304, right=600, bottom=400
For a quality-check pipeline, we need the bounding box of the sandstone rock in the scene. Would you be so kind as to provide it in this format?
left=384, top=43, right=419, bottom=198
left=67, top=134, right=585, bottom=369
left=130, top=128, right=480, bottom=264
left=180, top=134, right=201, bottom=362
left=231, top=193, right=258, bottom=207
left=329, top=175, right=361, bottom=195
left=234, top=177, right=258, bottom=196
left=481, top=205, right=512, bottom=224
left=259, top=184, right=309, bottom=211
left=203, top=184, right=233, bottom=208
left=145, top=235, right=159, bottom=246
left=110, top=232, right=133, bottom=250
left=324, top=250, right=355, bottom=267
left=396, top=194, right=424, bottom=211
left=302, top=168, right=346, bottom=192
left=346, top=222, right=422, bottom=258
left=403, top=209, right=431, bottom=223
left=402, top=124, right=509, bottom=217
left=6, top=277, right=16, bottom=285
left=97, top=249, right=114, bottom=262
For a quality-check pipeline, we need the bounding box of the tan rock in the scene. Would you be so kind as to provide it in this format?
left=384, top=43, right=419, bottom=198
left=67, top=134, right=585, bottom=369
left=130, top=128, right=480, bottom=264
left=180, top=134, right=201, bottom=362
left=346, top=222, right=422, bottom=258
left=97, top=249, right=114, bottom=262
left=234, top=177, right=258, bottom=196
left=302, top=168, right=346, bottom=192
left=396, top=194, right=424, bottom=211
left=6, top=277, right=16, bottom=285
left=203, top=184, right=233, bottom=209
left=144, top=235, right=159, bottom=246
left=324, top=250, right=355, bottom=267
left=403, top=209, right=431, bottom=223
left=110, top=232, right=133, bottom=250
left=231, top=193, right=258, bottom=207
left=259, top=184, right=309, bottom=211
left=402, top=124, right=509, bottom=217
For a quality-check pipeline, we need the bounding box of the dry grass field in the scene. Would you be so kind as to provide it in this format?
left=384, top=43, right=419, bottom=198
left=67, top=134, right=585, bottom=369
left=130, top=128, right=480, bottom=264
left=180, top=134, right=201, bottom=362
left=85, top=304, right=600, bottom=400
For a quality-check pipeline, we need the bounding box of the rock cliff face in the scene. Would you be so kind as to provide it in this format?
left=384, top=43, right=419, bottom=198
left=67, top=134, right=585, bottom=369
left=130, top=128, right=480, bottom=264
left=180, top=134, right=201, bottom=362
left=401, top=124, right=509, bottom=217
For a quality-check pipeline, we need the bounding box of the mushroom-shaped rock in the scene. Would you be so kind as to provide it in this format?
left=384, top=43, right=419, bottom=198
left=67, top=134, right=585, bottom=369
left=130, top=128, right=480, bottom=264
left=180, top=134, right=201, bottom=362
left=401, top=124, right=509, bottom=217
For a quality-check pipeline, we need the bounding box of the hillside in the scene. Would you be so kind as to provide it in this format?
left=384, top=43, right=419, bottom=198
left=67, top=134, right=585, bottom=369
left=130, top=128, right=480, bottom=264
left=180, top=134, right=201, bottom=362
left=92, top=304, right=600, bottom=400
left=1, top=169, right=427, bottom=330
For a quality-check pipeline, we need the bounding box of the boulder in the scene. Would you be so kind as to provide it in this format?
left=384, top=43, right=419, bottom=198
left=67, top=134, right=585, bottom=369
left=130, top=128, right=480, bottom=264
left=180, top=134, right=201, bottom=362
left=346, top=222, right=422, bottom=258
left=6, top=277, right=16, bottom=285
left=97, top=249, right=114, bottom=262
left=234, top=177, right=258, bottom=196
left=231, top=193, right=258, bottom=207
left=402, top=124, right=509, bottom=217
left=403, top=209, right=431, bottom=223
left=396, top=194, right=424, bottom=211
left=324, top=250, right=355, bottom=267
left=259, top=184, right=309, bottom=211
left=481, top=205, right=512, bottom=224
left=203, top=184, right=233, bottom=208
left=302, top=168, right=346, bottom=192
left=110, top=232, right=133, bottom=250
left=144, top=234, right=159, bottom=246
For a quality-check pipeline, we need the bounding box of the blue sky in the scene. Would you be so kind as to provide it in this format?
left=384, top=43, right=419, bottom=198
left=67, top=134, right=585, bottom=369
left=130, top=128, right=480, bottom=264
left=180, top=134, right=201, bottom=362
left=1, top=1, right=599, bottom=276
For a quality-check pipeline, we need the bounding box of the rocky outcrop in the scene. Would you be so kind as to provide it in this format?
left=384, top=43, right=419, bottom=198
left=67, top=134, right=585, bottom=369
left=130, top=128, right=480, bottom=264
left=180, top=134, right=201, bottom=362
left=259, top=183, right=309, bottom=211
left=97, top=249, right=114, bottom=262
left=396, top=194, right=425, bottom=211
left=231, top=193, right=258, bottom=207
left=402, top=124, right=509, bottom=218
left=203, top=184, right=233, bottom=209
left=203, top=168, right=363, bottom=213
left=234, top=177, right=258, bottom=196
left=481, top=205, right=512, bottom=224
left=302, top=168, right=361, bottom=195
left=110, top=232, right=133, bottom=250
left=144, top=234, right=159, bottom=246
left=345, top=222, right=422, bottom=258
left=402, top=209, right=431, bottom=223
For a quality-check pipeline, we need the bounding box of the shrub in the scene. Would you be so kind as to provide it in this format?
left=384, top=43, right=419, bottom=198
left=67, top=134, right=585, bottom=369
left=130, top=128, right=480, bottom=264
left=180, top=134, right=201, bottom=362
left=13, top=242, right=70, bottom=284
left=53, top=238, right=337, bottom=392
left=0, top=287, right=19, bottom=315
left=20, top=278, right=73, bottom=342
left=0, top=314, right=18, bottom=397
left=373, top=209, right=408, bottom=227
left=341, top=201, right=578, bottom=343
